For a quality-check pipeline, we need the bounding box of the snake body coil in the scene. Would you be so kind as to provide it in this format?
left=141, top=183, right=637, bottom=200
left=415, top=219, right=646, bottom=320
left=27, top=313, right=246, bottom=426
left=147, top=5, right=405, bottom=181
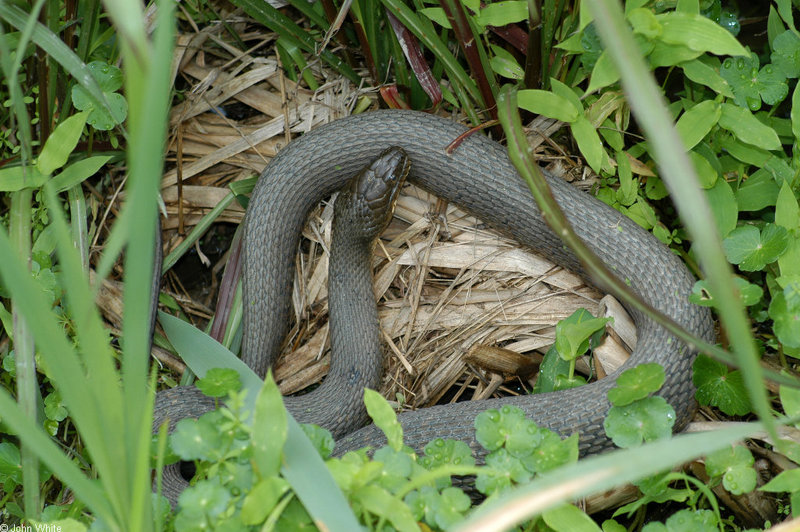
left=156, top=109, right=714, bottom=494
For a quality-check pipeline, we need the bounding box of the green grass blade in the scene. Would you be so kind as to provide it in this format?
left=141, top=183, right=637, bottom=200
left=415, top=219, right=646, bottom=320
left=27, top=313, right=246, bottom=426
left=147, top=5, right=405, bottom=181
left=230, top=0, right=361, bottom=84
left=103, top=0, right=177, bottom=527
left=585, top=0, right=777, bottom=446
left=454, top=421, right=765, bottom=531
left=161, top=191, right=237, bottom=273
left=43, top=184, right=129, bottom=519
left=159, top=312, right=363, bottom=532
left=10, top=188, right=39, bottom=520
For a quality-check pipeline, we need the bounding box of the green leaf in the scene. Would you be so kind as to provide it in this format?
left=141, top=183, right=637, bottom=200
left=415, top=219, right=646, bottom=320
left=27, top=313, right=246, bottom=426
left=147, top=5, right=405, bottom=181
left=474, top=405, right=528, bottom=451
left=364, top=388, right=403, bottom=451
left=517, top=89, right=579, bottom=122
left=586, top=51, right=620, bottom=93
left=689, top=278, right=762, bottom=307
left=645, top=509, right=717, bottom=532
left=604, top=397, right=675, bottom=448
left=519, top=431, right=579, bottom=475
left=170, top=415, right=223, bottom=461
left=373, top=447, right=415, bottom=491
left=87, top=61, right=123, bottom=92
left=570, top=116, right=606, bottom=173
left=195, top=368, right=241, bottom=398
left=679, top=58, right=733, bottom=97
left=688, top=151, right=717, bottom=188
left=675, top=101, right=721, bottom=150
left=0, top=441, right=22, bottom=484
left=760, top=468, right=800, bottom=493
left=779, top=382, right=800, bottom=420
left=692, top=354, right=752, bottom=416
left=421, top=438, right=475, bottom=468
left=252, top=371, right=287, bottom=477
left=301, top=424, right=335, bottom=459
left=758, top=64, right=789, bottom=105
left=705, top=445, right=757, bottom=495
left=719, top=54, right=762, bottom=110
left=357, top=485, right=420, bottom=532
left=769, top=286, right=800, bottom=348
left=241, top=477, right=290, bottom=525
left=0, top=165, right=48, bottom=191
left=655, top=12, right=748, bottom=56
left=553, top=309, right=610, bottom=362
left=476, top=448, right=530, bottom=494
left=37, top=112, right=88, bottom=175
left=607, top=363, right=665, bottom=406
left=718, top=103, right=781, bottom=150
left=776, top=182, right=800, bottom=280
left=704, top=178, right=737, bottom=238
left=735, top=170, right=780, bottom=211
left=533, top=343, right=573, bottom=394
left=476, top=1, right=527, bottom=26
left=542, top=504, right=601, bottom=532
left=44, top=391, right=68, bottom=422
left=627, top=8, right=661, bottom=39
left=489, top=45, right=524, bottom=80
left=771, top=30, right=800, bottom=78
left=419, top=7, right=451, bottom=28
left=722, top=223, right=789, bottom=271
left=791, top=81, right=800, bottom=143
left=72, top=87, right=127, bottom=131
left=177, top=478, right=231, bottom=518
left=49, top=156, right=114, bottom=193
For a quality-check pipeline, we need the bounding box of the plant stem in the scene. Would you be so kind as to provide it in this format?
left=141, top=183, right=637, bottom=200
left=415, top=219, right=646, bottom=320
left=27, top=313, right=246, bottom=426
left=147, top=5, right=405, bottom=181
left=11, top=187, right=40, bottom=520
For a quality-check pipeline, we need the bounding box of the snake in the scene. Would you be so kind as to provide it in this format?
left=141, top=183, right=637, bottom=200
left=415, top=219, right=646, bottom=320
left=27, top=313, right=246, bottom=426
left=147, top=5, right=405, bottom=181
left=153, top=109, right=714, bottom=501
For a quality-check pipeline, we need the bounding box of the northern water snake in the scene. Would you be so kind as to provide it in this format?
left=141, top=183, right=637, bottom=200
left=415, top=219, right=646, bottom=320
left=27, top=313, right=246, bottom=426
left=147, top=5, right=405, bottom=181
left=154, top=109, right=714, bottom=497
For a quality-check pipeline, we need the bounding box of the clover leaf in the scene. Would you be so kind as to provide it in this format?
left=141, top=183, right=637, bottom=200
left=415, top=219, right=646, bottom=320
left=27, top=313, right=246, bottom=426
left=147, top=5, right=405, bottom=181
left=420, top=438, right=474, bottom=469
left=196, top=367, right=241, bottom=398
left=642, top=509, right=718, bottom=532
left=705, top=444, right=757, bottom=495
left=474, top=405, right=528, bottom=451
left=373, top=446, right=415, bottom=492
left=771, top=30, right=800, bottom=78
left=475, top=448, right=530, bottom=494
left=607, top=363, right=665, bottom=406
left=692, top=354, right=752, bottom=416
left=176, top=478, right=231, bottom=517
left=603, top=396, right=675, bottom=448
left=722, top=223, right=789, bottom=271
left=170, top=415, right=223, bottom=461
left=405, top=485, right=470, bottom=530
left=520, top=430, right=579, bottom=474
left=71, top=61, right=128, bottom=131
left=689, top=277, right=763, bottom=307
left=769, top=283, right=800, bottom=348
left=44, top=391, right=68, bottom=422
left=720, top=55, right=789, bottom=110
left=757, top=64, right=789, bottom=105
left=719, top=55, right=761, bottom=110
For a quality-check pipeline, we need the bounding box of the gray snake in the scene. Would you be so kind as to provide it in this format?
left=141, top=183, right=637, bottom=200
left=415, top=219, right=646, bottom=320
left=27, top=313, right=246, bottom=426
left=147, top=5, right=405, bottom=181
left=154, top=109, right=714, bottom=497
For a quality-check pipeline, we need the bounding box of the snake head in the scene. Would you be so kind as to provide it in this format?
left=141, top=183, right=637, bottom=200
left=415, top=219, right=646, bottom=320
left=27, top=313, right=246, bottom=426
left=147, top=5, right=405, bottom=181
left=334, top=146, right=411, bottom=241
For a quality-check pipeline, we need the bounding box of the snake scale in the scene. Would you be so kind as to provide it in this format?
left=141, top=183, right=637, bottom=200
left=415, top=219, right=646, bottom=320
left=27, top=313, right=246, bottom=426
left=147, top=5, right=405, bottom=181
left=154, top=109, right=714, bottom=498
